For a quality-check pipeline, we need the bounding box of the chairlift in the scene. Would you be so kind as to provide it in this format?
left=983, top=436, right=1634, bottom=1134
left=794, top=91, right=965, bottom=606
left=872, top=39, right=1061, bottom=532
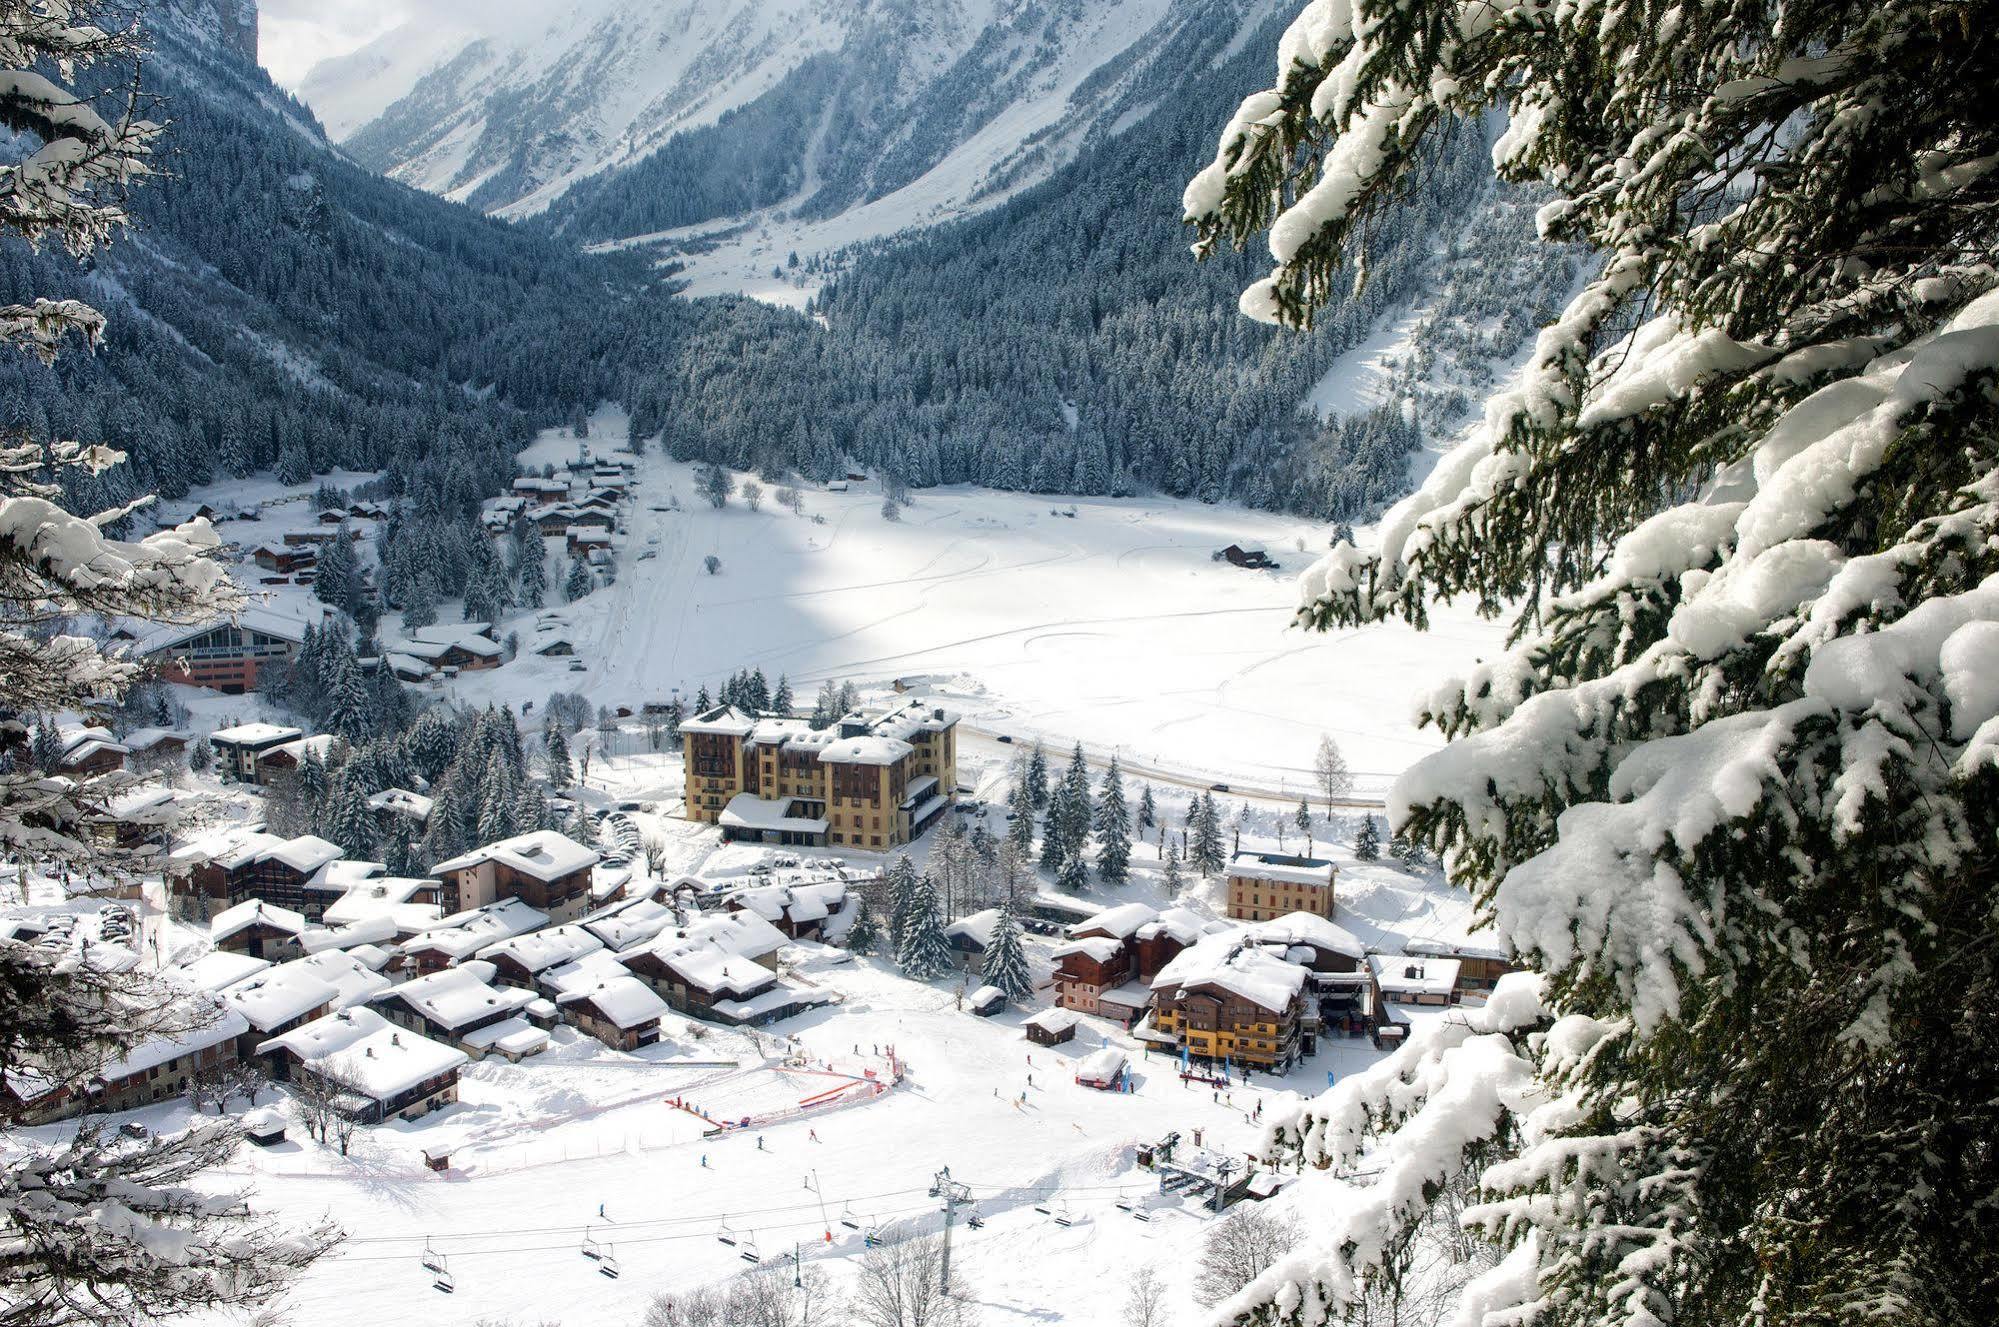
left=1051, top=1201, right=1076, bottom=1228
left=426, top=1250, right=454, bottom=1294
left=599, top=1244, right=621, bottom=1279
left=863, top=1219, right=885, bottom=1248
left=581, top=1228, right=604, bottom=1261
left=420, top=1238, right=445, bottom=1274
left=966, top=1203, right=985, bottom=1230
left=716, top=1216, right=738, bottom=1247
left=838, top=1201, right=861, bottom=1230
left=740, top=1232, right=762, bottom=1264
left=1116, top=1200, right=1152, bottom=1223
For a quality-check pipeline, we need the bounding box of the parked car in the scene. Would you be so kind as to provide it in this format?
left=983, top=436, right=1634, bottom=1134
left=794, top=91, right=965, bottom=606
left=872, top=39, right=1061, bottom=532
left=1208, top=783, right=1231, bottom=793
left=996, top=735, right=1015, bottom=744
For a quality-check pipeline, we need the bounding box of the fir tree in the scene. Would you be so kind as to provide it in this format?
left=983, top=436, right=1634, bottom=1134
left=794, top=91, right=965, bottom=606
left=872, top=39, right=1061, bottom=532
left=1136, top=782, right=1156, bottom=830
left=322, top=775, right=374, bottom=858
left=979, top=898, right=1034, bottom=1002
left=545, top=726, right=574, bottom=790
left=1025, top=741, right=1050, bottom=810
left=517, top=535, right=547, bottom=608
left=1295, top=798, right=1313, bottom=854
left=885, top=854, right=923, bottom=955
left=1352, top=813, right=1379, bottom=862
left=1007, top=774, right=1036, bottom=857
left=1189, top=791, right=1225, bottom=878
left=401, top=578, right=438, bottom=630
left=1161, top=838, right=1184, bottom=895
left=895, top=878, right=954, bottom=981
left=564, top=556, right=593, bottom=602
left=844, top=897, right=881, bottom=955
left=1184, top=1, right=1999, bottom=1319
left=188, top=736, right=213, bottom=774
left=772, top=675, right=793, bottom=715
left=323, top=648, right=371, bottom=743
left=1094, top=755, right=1131, bottom=885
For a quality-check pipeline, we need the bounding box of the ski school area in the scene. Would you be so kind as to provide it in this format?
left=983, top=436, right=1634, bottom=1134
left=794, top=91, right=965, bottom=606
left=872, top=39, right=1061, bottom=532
left=199, top=956, right=1393, bottom=1325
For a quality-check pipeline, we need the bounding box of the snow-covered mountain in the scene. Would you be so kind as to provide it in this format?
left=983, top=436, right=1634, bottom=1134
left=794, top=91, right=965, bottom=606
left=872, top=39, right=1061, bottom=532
left=297, top=0, right=1250, bottom=237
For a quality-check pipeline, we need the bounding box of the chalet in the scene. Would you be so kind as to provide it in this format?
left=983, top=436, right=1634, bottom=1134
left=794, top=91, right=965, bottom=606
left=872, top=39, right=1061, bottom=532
left=554, top=974, right=667, bottom=1052
left=581, top=895, right=679, bottom=951
left=1049, top=902, right=1205, bottom=1022
left=401, top=624, right=504, bottom=672
left=371, top=960, right=537, bottom=1047
left=86, top=785, right=177, bottom=850
left=1368, top=954, right=1462, bottom=1008
left=208, top=835, right=345, bottom=918
left=207, top=723, right=304, bottom=780
left=255, top=734, right=340, bottom=782
left=137, top=609, right=308, bottom=693
left=1216, top=544, right=1276, bottom=569
left=1404, top=937, right=1516, bottom=993
left=365, top=787, right=434, bottom=827
left=251, top=545, right=316, bottom=575
left=212, top=898, right=308, bottom=961
left=393, top=898, right=548, bottom=975
left=614, top=911, right=828, bottom=1026
left=121, top=727, right=189, bottom=762
left=512, top=476, right=571, bottom=505
left=220, top=964, right=339, bottom=1075
left=967, top=985, right=1006, bottom=1017
left=477, top=923, right=603, bottom=989
left=566, top=527, right=612, bottom=556
left=724, top=879, right=849, bottom=941
left=284, top=950, right=393, bottom=1010
left=316, top=508, right=347, bottom=526
left=1225, top=852, right=1337, bottom=923
left=532, top=637, right=576, bottom=658
left=430, top=830, right=600, bottom=921
left=55, top=726, right=128, bottom=777
left=260, top=1007, right=466, bottom=1124
left=945, top=908, right=999, bottom=969
left=319, top=875, right=443, bottom=934
left=1023, top=1008, right=1078, bottom=1046
left=4, top=1002, right=248, bottom=1123
left=533, top=504, right=580, bottom=532
left=1248, top=913, right=1371, bottom=1032
left=1150, top=935, right=1310, bottom=1071
left=566, top=507, right=616, bottom=530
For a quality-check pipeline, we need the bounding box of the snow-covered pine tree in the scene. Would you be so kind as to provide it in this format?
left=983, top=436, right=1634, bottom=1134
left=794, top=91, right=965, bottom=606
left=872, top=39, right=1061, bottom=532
left=0, top=6, right=336, bottom=1315
left=564, top=556, right=592, bottom=602
left=1189, top=792, right=1225, bottom=877
left=313, top=526, right=360, bottom=616
left=1352, top=812, right=1378, bottom=862
left=1025, top=740, right=1049, bottom=809
left=811, top=678, right=839, bottom=728
left=885, top=853, right=922, bottom=954
left=545, top=725, right=574, bottom=789
left=322, top=773, right=374, bottom=858
left=979, top=897, right=1034, bottom=1002
left=188, top=736, right=212, bottom=774
left=1094, top=755, right=1131, bottom=884
left=1161, top=838, right=1183, bottom=895
left=517, top=534, right=547, bottom=608
left=1052, top=743, right=1093, bottom=890
left=772, top=674, right=793, bottom=714
left=1136, top=782, right=1156, bottom=830
left=844, top=896, right=881, bottom=955
left=1186, top=0, right=1999, bottom=1323
left=1294, top=797, right=1313, bottom=854
left=895, top=877, right=954, bottom=980
left=1007, top=772, right=1036, bottom=857
left=324, top=646, right=371, bottom=743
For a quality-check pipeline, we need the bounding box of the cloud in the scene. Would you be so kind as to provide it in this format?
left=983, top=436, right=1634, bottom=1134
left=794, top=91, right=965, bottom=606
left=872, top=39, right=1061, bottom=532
left=256, top=0, right=414, bottom=89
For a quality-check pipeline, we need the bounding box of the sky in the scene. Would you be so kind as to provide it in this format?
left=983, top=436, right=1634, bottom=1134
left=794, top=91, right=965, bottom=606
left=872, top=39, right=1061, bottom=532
left=257, top=0, right=411, bottom=88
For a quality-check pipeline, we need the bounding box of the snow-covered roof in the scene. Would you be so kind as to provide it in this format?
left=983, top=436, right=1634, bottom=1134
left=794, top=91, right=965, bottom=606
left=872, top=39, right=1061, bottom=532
left=299, top=914, right=399, bottom=954
left=259, top=1007, right=466, bottom=1101
left=375, top=960, right=536, bottom=1031
left=1369, top=954, right=1463, bottom=996
left=119, top=726, right=187, bottom=752
left=1227, top=852, right=1336, bottom=887
left=208, top=722, right=303, bottom=746
left=680, top=705, right=758, bottom=737
left=479, top=923, right=603, bottom=975
left=288, top=950, right=394, bottom=1009
left=1071, top=902, right=1157, bottom=940
left=946, top=908, right=999, bottom=949
left=718, top=794, right=829, bottom=835
left=183, top=950, right=269, bottom=992
left=727, top=880, right=846, bottom=925
left=263, top=835, right=344, bottom=875
left=582, top=897, right=677, bottom=951
left=1022, top=1008, right=1079, bottom=1033
left=1404, top=935, right=1509, bottom=963
left=430, top=830, right=600, bottom=883
left=101, top=1003, right=248, bottom=1082
left=1050, top=936, right=1123, bottom=964
left=968, top=984, right=1004, bottom=1007
left=400, top=898, right=549, bottom=961
left=136, top=607, right=309, bottom=657
left=818, top=735, right=913, bottom=766
left=1135, top=906, right=1226, bottom=946
left=623, top=909, right=788, bottom=964
left=1245, top=912, right=1366, bottom=959
left=212, top=898, right=305, bottom=941
left=221, top=964, right=338, bottom=1031
left=1151, top=934, right=1309, bottom=1014
left=557, top=973, right=667, bottom=1029
left=712, top=979, right=834, bottom=1022
left=460, top=1016, right=549, bottom=1057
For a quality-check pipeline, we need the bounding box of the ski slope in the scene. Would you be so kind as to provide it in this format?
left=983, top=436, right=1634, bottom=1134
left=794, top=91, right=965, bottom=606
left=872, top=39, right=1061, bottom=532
left=460, top=416, right=1509, bottom=798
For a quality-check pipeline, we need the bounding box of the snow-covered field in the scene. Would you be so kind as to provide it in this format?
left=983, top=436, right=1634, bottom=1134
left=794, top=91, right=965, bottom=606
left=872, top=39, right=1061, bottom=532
left=448, top=412, right=1507, bottom=800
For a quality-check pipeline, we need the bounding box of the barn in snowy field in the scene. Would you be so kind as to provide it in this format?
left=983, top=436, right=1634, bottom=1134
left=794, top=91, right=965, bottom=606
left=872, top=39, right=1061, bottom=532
left=1215, top=544, right=1276, bottom=569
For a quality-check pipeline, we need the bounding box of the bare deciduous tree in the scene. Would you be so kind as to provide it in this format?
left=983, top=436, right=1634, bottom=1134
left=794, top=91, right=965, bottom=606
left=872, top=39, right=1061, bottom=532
left=851, top=1233, right=970, bottom=1327
left=1193, top=1207, right=1301, bottom=1306
left=1124, top=1264, right=1169, bottom=1327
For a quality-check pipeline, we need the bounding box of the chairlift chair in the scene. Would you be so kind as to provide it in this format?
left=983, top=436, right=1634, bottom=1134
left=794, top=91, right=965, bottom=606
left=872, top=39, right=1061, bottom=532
left=420, top=1238, right=445, bottom=1274
left=582, top=1229, right=603, bottom=1261
left=966, top=1203, right=985, bottom=1230
left=740, top=1232, right=762, bottom=1264
left=1052, top=1201, right=1076, bottom=1227
left=426, top=1251, right=454, bottom=1294
left=863, top=1219, right=885, bottom=1248
left=599, top=1244, right=621, bottom=1279
left=716, top=1216, right=737, bottom=1247
left=838, top=1202, right=861, bottom=1230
